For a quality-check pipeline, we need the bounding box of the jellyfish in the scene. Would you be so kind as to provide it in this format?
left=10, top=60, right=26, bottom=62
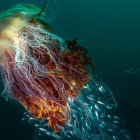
left=0, top=1, right=130, bottom=140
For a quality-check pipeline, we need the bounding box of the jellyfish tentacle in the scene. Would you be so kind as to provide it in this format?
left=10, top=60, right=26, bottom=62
left=33, top=0, right=48, bottom=18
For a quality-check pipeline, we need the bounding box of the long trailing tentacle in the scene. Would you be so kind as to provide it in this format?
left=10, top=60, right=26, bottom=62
left=33, top=0, right=48, bottom=17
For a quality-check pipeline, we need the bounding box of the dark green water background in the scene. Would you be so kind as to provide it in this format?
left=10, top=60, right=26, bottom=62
left=0, top=0, right=140, bottom=140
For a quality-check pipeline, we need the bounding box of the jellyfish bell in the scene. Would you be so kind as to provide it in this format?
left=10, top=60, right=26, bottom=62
left=0, top=3, right=41, bottom=20
left=0, top=2, right=130, bottom=140
left=0, top=3, right=41, bottom=55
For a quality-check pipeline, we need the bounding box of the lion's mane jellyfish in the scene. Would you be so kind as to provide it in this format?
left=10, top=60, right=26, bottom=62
left=0, top=1, right=130, bottom=140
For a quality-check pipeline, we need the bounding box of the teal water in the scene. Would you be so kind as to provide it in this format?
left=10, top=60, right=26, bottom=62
left=0, top=0, right=140, bottom=139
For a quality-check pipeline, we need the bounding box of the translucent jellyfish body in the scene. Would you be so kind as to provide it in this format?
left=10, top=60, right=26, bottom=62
left=0, top=3, right=130, bottom=140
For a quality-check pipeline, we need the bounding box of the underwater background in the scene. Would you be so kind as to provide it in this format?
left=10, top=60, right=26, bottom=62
left=0, top=0, right=139, bottom=140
